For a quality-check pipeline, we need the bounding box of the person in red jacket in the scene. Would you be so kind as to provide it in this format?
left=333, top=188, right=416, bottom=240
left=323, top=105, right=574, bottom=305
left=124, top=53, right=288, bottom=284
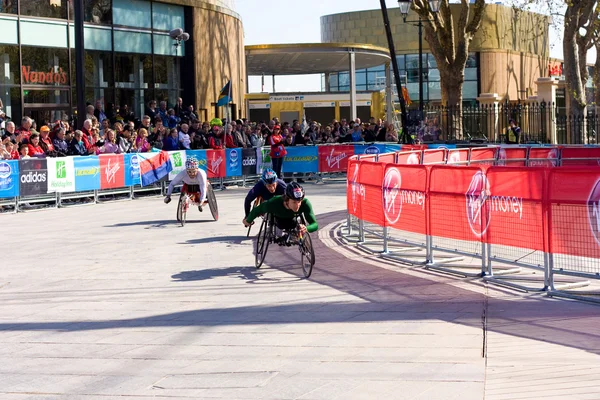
left=27, top=133, right=46, bottom=157
left=269, top=125, right=286, bottom=178
left=224, top=123, right=236, bottom=148
left=208, top=125, right=224, bottom=149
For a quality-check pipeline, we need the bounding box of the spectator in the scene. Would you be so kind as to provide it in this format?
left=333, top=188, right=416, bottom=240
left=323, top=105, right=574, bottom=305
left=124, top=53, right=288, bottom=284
left=27, top=133, right=45, bottom=157
left=224, top=123, right=236, bottom=148
left=136, top=128, right=151, bottom=152
left=208, top=125, right=225, bottom=150
left=283, top=127, right=295, bottom=147
left=385, top=124, right=399, bottom=142
left=0, top=141, right=9, bottom=159
left=163, top=128, right=179, bottom=151
left=167, top=108, right=180, bottom=129
left=269, top=125, right=286, bottom=178
left=19, top=143, right=30, bottom=159
left=97, top=130, right=120, bottom=154
left=85, top=104, right=95, bottom=121
left=157, top=101, right=169, bottom=126
left=351, top=124, right=363, bottom=142
left=38, top=126, right=56, bottom=156
left=364, top=123, right=378, bottom=142
left=69, top=130, right=88, bottom=156
left=191, top=127, right=208, bottom=149
left=4, top=121, right=16, bottom=141
left=81, top=119, right=94, bottom=150
left=249, top=125, right=264, bottom=148
left=183, top=105, right=198, bottom=121
left=5, top=141, right=19, bottom=159
left=94, top=99, right=107, bottom=124
left=99, top=118, right=110, bottom=138
left=377, top=121, right=388, bottom=141
left=52, top=128, right=69, bottom=157
left=118, top=104, right=134, bottom=123
left=178, top=123, right=191, bottom=150
left=140, top=115, right=153, bottom=135
left=174, top=97, right=184, bottom=117
left=145, top=100, right=157, bottom=121
left=507, top=119, right=521, bottom=144
left=16, top=117, right=32, bottom=143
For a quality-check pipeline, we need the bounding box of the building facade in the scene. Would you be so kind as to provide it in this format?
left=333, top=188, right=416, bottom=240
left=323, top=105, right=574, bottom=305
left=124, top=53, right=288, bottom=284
left=0, top=0, right=244, bottom=125
left=320, top=4, right=556, bottom=106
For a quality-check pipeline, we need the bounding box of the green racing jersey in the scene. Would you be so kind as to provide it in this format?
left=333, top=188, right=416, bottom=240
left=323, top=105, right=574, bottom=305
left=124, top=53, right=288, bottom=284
left=246, top=195, right=318, bottom=233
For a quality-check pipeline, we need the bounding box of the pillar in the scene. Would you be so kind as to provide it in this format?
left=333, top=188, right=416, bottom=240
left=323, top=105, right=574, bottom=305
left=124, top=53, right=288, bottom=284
left=349, top=49, right=357, bottom=122
left=476, top=93, right=502, bottom=142
left=535, top=77, right=561, bottom=144
left=385, top=62, right=393, bottom=124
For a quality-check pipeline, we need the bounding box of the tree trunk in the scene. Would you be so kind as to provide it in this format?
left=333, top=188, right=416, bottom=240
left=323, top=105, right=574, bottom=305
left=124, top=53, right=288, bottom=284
left=440, top=70, right=464, bottom=140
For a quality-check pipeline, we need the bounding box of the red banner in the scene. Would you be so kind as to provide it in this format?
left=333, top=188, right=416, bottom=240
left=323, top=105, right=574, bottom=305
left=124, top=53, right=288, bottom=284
left=429, top=166, right=486, bottom=241
left=382, top=164, right=428, bottom=234
left=318, top=145, right=354, bottom=172
left=548, top=168, right=600, bottom=258
left=422, top=149, right=446, bottom=165
left=402, top=144, right=428, bottom=151
left=469, top=147, right=498, bottom=165
left=99, top=154, right=125, bottom=189
left=206, top=149, right=226, bottom=178
left=397, top=151, right=421, bottom=165
left=528, top=147, right=559, bottom=167
left=484, top=167, right=546, bottom=250
left=446, top=149, right=470, bottom=165
left=560, top=147, right=600, bottom=166
left=358, top=161, right=385, bottom=226
left=496, top=147, right=528, bottom=166
left=377, top=153, right=397, bottom=164
left=347, top=158, right=362, bottom=218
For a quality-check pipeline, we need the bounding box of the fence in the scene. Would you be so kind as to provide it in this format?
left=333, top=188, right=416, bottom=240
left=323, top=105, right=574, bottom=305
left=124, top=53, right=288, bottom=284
left=343, top=145, right=600, bottom=303
left=412, top=103, right=600, bottom=144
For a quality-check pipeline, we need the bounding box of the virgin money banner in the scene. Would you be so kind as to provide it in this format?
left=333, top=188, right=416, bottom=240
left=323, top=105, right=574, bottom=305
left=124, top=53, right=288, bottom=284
left=168, top=150, right=186, bottom=180
left=382, top=164, right=428, bottom=234
left=377, top=153, right=396, bottom=164
left=496, top=147, right=527, bottom=166
left=318, top=145, right=353, bottom=173
left=421, top=149, right=446, bottom=165
left=398, top=151, right=422, bottom=165
left=241, top=148, right=258, bottom=175
left=429, top=166, right=486, bottom=242
left=469, top=147, right=498, bottom=166
left=284, top=146, right=319, bottom=173
left=19, top=158, right=48, bottom=197
left=528, top=147, right=559, bottom=167
left=0, top=160, right=19, bottom=198
left=548, top=168, right=600, bottom=260
left=185, top=150, right=207, bottom=172
left=401, top=144, right=427, bottom=151
left=226, top=148, right=242, bottom=177
left=560, top=147, right=600, bottom=166
left=99, top=154, right=125, bottom=189
left=257, top=147, right=272, bottom=174
left=206, top=149, right=226, bottom=178
left=73, top=156, right=100, bottom=192
left=47, top=157, right=76, bottom=192
left=484, top=167, right=546, bottom=251
left=354, top=144, right=387, bottom=156
left=358, top=160, right=385, bottom=226
left=347, top=158, right=362, bottom=219
left=446, top=149, right=470, bottom=165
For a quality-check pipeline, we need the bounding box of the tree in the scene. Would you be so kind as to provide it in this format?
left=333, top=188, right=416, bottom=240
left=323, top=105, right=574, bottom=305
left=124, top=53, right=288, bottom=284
left=411, top=0, right=487, bottom=107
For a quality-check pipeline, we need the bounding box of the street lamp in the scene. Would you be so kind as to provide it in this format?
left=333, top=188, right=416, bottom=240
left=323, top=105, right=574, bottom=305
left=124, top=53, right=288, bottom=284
left=397, top=0, right=440, bottom=118
left=169, top=28, right=190, bottom=56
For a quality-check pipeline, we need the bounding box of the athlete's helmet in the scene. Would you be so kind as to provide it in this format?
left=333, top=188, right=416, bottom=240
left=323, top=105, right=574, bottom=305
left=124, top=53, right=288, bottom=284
left=185, top=157, right=198, bottom=171
left=285, top=182, right=305, bottom=201
left=261, top=168, right=278, bottom=184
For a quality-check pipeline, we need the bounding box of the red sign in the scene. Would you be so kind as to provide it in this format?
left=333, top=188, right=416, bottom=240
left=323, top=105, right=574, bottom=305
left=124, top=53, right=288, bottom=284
left=358, top=161, right=385, bottom=226
left=528, top=147, right=559, bottom=167
left=447, top=149, right=470, bottom=165
left=377, top=153, right=397, bottom=164
left=347, top=158, right=362, bottom=218
left=397, top=151, right=422, bottom=165
left=382, top=164, right=428, bottom=234
left=548, top=63, right=563, bottom=77
left=496, top=147, right=527, bottom=166
left=21, top=66, right=68, bottom=85
left=318, top=145, right=353, bottom=173
left=560, top=147, right=600, bottom=166
left=99, top=154, right=125, bottom=189
left=206, top=149, right=226, bottom=178
left=422, top=149, right=446, bottom=165
left=469, top=147, right=498, bottom=166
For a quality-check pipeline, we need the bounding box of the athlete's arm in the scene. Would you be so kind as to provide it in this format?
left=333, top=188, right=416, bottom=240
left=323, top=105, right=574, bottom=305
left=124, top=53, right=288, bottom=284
left=197, top=169, right=208, bottom=203
left=166, top=170, right=186, bottom=196
left=301, top=198, right=318, bottom=233
left=244, top=183, right=260, bottom=216
left=246, top=199, right=272, bottom=225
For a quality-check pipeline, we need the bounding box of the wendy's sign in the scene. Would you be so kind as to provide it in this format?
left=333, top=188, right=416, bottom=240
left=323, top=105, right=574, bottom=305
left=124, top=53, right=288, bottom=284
left=21, top=66, right=68, bottom=85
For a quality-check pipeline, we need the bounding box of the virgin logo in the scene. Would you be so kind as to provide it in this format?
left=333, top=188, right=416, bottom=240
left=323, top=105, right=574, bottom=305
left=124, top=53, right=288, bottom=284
left=106, top=159, right=120, bottom=184
left=326, top=148, right=347, bottom=169
left=587, top=179, right=600, bottom=245
left=209, top=156, right=223, bottom=174
left=382, top=168, right=402, bottom=224
left=407, top=153, right=420, bottom=165
left=497, top=148, right=507, bottom=166
left=448, top=151, right=462, bottom=165
left=465, top=171, right=491, bottom=237
left=350, top=163, right=364, bottom=213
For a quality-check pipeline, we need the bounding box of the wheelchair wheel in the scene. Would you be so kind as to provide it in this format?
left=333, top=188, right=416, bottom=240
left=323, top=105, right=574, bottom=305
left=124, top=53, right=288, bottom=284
left=177, top=195, right=187, bottom=227
left=207, top=184, right=219, bottom=221
left=300, top=233, right=315, bottom=278
left=255, top=216, right=271, bottom=269
left=247, top=198, right=263, bottom=237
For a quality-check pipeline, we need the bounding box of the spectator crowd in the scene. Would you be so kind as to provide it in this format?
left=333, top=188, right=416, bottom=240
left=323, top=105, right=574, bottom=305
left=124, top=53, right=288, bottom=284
left=0, top=98, right=401, bottom=161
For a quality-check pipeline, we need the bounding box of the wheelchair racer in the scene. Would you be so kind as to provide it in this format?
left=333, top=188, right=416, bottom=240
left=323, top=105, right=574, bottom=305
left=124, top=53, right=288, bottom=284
left=164, top=157, right=208, bottom=211
left=243, top=182, right=318, bottom=246
left=244, top=168, right=287, bottom=218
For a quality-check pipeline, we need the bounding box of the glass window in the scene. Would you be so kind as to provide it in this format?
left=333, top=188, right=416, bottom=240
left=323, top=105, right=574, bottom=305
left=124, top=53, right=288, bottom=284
left=428, top=68, right=440, bottom=82
left=356, top=84, right=366, bottom=91
left=339, top=85, right=349, bottom=92
left=0, top=0, right=17, bottom=14
left=367, top=64, right=385, bottom=72
left=84, top=26, right=112, bottom=51
left=466, top=53, right=477, bottom=68
left=355, top=71, right=366, bottom=86
left=20, top=21, right=68, bottom=48
left=21, top=0, right=67, bottom=19
left=0, top=87, right=21, bottom=122
left=154, top=56, right=180, bottom=90
left=329, top=73, right=338, bottom=88
left=0, top=45, right=20, bottom=85
left=464, top=67, right=477, bottom=81
left=21, top=46, right=69, bottom=86
left=154, top=34, right=183, bottom=56
left=338, top=72, right=349, bottom=87
left=367, top=70, right=386, bottom=89
left=85, top=51, right=113, bottom=88
left=395, top=55, right=405, bottom=70
left=152, top=2, right=184, bottom=32
left=112, top=0, right=151, bottom=28
left=0, top=18, right=18, bottom=45
left=86, top=0, right=112, bottom=24
left=113, top=30, right=151, bottom=54
left=23, top=89, right=70, bottom=104
left=405, top=54, right=426, bottom=70
left=427, top=54, right=437, bottom=68
left=428, top=81, right=441, bottom=100
left=463, top=81, right=478, bottom=99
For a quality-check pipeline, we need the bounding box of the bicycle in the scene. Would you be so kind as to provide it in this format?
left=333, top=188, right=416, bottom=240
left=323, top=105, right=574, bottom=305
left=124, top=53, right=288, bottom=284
left=176, top=184, right=219, bottom=227
left=254, top=214, right=315, bottom=278
left=246, top=197, right=263, bottom=237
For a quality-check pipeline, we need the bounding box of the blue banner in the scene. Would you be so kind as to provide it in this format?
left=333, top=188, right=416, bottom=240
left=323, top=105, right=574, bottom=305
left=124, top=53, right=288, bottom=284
left=73, top=156, right=100, bottom=192
left=185, top=150, right=208, bottom=172
left=428, top=144, right=457, bottom=150
left=354, top=144, right=387, bottom=155
left=384, top=144, right=402, bottom=153
left=284, top=146, right=319, bottom=173
left=0, top=160, right=19, bottom=198
left=124, top=153, right=141, bottom=187
left=226, top=148, right=242, bottom=177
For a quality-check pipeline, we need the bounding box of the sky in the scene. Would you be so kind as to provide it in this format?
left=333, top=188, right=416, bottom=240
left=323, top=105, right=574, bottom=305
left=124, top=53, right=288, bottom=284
left=234, top=0, right=596, bottom=93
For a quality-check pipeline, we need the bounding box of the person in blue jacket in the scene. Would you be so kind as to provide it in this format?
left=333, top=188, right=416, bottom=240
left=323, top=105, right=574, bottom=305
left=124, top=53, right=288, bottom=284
left=244, top=168, right=287, bottom=217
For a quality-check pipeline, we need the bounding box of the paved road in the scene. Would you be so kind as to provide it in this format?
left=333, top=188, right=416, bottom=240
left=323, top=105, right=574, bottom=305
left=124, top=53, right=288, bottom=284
left=1, top=182, right=599, bottom=399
